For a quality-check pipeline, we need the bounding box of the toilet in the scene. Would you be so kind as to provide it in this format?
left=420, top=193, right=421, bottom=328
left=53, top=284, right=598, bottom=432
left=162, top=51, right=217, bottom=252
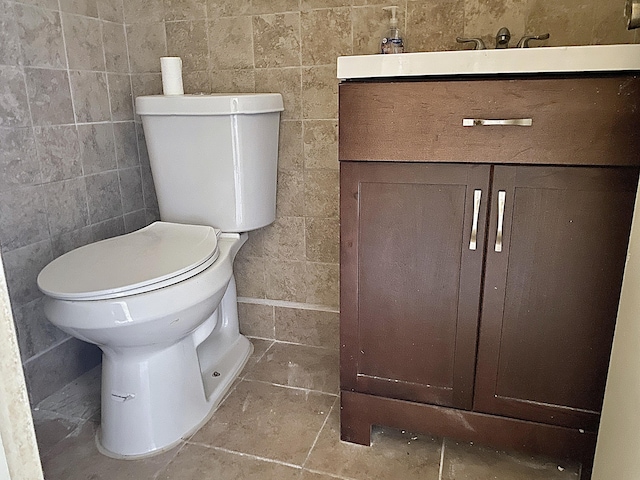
left=36, top=93, right=284, bottom=459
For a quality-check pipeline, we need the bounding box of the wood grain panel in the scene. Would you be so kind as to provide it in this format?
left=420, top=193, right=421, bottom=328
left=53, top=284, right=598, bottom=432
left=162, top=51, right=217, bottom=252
left=340, top=161, right=490, bottom=409
left=474, top=165, right=639, bottom=430
left=339, top=76, right=640, bottom=167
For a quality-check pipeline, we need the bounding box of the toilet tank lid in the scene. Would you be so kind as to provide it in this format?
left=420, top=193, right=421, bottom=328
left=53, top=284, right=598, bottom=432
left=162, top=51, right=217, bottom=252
left=136, top=93, right=284, bottom=116
left=37, top=222, right=220, bottom=301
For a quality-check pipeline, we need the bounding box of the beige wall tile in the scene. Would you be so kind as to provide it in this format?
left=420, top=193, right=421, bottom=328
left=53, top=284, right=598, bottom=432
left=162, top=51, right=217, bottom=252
left=70, top=71, right=110, bottom=123
left=238, top=302, right=275, bottom=338
left=265, top=258, right=308, bottom=303
left=306, top=217, right=339, bottom=263
left=464, top=0, right=526, bottom=48
left=235, top=254, right=267, bottom=298
left=593, top=1, right=636, bottom=45
left=406, top=0, right=464, bottom=52
left=276, top=169, right=305, bottom=217
left=182, top=70, right=210, bottom=93
left=14, top=4, right=66, bottom=69
left=126, top=22, right=167, bottom=73
left=301, top=0, right=351, bottom=10
left=353, top=4, right=406, bottom=55
left=210, top=69, right=256, bottom=93
left=304, top=169, right=338, bottom=218
left=253, top=13, right=301, bottom=68
left=526, top=0, right=595, bottom=47
left=274, top=306, right=339, bottom=348
left=63, top=14, right=106, bottom=71
left=61, top=0, right=99, bottom=17
left=164, top=0, right=206, bottom=21
left=209, top=16, right=254, bottom=70
left=124, top=0, right=164, bottom=23
left=251, top=0, right=300, bottom=15
left=243, top=227, right=267, bottom=257
left=303, top=120, right=338, bottom=170
left=278, top=120, right=304, bottom=171
left=301, top=8, right=352, bottom=65
left=255, top=67, right=301, bottom=120
left=166, top=20, right=209, bottom=71
left=263, top=216, right=306, bottom=261
left=130, top=73, right=163, bottom=99
left=305, top=262, right=339, bottom=308
left=102, top=22, right=129, bottom=73
left=108, top=74, right=134, bottom=121
left=206, top=0, right=251, bottom=17
left=97, top=0, right=124, bottom=22
left=302, top=65, right=338, bottom=119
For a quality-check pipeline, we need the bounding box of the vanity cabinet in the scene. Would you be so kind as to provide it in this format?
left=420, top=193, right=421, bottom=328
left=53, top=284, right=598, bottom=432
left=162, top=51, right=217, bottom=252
left=339, top=75, right=640, bottom=475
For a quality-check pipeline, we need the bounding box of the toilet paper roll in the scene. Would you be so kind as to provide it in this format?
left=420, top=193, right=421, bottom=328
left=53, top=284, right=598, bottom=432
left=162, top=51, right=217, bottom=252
left=160, top=57, right=184, bottom=96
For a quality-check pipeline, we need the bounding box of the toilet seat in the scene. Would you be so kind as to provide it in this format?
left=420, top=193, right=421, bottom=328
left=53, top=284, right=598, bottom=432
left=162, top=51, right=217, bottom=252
left=37, top=222, right=220, bottom=301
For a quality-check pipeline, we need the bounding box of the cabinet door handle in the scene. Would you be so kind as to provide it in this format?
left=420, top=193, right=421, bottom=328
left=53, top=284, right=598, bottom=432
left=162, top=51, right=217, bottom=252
left=469, top=189, right=482, bottom=251
left=462, top=118, right=533, bottom=127
left=495, top=191, right=506, bottom=252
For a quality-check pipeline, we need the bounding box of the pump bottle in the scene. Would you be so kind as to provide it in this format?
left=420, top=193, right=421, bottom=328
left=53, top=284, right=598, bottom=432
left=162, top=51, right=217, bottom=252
left=381, top=6, right=404, bottom=54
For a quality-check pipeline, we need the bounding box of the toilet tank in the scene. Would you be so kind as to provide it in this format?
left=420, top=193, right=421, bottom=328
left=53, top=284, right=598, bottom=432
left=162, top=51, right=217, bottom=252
left=135, top=94, right=283, bottom=232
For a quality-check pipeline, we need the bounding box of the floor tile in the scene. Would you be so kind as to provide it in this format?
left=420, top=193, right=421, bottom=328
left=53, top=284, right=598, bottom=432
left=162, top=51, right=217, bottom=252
left=245, top=342, right=339, bottom=394
left=156, top=443, right=301, bottom=479
left=41, top=419, right=182, bottom=480
left=304, top=407, right=442, bottom=480
left=189, top=379, right=335, bottom=466
left=31, top=409, right=80, bottom=459
left=441, top=438, right=581, bottom=480
left=243, top=337, right=273, bottom=374
left=35, top=365, right=101, bottom=421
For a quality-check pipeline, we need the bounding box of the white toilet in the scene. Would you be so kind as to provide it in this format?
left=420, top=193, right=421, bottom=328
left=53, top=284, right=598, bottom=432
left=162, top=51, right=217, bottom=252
left=36, top=93, right=283, bottom=459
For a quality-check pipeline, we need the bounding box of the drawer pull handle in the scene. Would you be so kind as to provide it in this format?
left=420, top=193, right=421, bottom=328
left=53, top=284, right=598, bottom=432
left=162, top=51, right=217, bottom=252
left=463, top=118, right=533, bottom=127
left=469, top=189, right=482, bottom=251
left=495, top=191, right=506, bottom=252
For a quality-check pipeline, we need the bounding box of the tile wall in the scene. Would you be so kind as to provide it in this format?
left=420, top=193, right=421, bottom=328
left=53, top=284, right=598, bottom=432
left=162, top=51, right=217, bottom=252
left=0, top=0, right=157, bottom=403
left=1, top=0, right=638, bottom=405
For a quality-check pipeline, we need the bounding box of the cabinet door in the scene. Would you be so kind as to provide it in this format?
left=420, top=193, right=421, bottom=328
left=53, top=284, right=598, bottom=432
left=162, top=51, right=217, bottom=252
left=341, top=162, right=490, bottom=410
left=475, top=165, right=639, bottom=431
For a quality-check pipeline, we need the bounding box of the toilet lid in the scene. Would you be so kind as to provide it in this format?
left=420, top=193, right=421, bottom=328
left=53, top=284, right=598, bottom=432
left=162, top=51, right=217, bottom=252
left=37, top=222, right=220, bottom=301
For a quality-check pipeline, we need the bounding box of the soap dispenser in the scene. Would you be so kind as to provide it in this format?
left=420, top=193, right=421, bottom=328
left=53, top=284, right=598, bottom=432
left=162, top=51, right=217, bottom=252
left=381, top=6, right=404, bottom=54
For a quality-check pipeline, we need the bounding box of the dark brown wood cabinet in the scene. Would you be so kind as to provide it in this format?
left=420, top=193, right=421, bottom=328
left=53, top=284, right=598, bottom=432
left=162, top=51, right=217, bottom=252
left=339, top=75, right=640, bottom=476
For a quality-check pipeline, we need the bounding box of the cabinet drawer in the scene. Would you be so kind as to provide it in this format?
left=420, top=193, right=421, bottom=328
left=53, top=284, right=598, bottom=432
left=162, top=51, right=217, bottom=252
left=339, top=76, right=640, bottom=166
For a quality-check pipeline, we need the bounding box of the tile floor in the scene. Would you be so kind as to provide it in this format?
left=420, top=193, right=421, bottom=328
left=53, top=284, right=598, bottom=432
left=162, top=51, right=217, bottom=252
left=33, top=338, right=582, bottom=480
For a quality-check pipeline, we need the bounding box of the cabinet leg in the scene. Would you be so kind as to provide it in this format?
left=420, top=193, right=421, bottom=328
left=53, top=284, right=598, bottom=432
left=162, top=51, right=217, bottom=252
left=340, top=393, right=371, bottom=445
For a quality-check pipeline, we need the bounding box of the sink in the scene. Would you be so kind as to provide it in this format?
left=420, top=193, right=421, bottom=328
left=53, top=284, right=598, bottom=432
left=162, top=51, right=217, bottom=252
left=337, top=44, right=640, bottom=79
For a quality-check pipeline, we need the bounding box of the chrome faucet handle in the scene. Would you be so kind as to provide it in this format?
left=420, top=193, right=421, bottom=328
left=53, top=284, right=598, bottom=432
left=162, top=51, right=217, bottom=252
left=456, top=37, right=487, bottom=50
left=495, top=27, right=511, bottom=48
left=516, top=33, right=550, bottom=48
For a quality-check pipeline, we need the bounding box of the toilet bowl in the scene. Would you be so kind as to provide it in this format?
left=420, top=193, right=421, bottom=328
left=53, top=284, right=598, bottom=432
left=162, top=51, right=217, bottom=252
left=36, top=93, right=284, bottom=458
left=38, top=222, right=252, bottom=458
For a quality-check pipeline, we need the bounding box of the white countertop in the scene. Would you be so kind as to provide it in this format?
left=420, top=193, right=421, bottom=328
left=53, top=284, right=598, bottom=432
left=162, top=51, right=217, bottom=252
left=337, top=44, right=640, bottom=79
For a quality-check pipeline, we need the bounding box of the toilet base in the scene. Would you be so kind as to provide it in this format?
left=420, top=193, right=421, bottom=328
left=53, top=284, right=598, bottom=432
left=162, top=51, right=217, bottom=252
left=96, top=275, right=252, bottom=459
left=96, top=335, right=252, bottom=459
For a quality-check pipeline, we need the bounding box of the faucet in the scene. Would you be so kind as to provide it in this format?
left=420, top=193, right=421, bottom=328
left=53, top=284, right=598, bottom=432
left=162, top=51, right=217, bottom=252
left=456, top=37, right=486, bottom=50
left=516, top=33, right=550, bottom=47
left=495, top=27, right=511, bottom=48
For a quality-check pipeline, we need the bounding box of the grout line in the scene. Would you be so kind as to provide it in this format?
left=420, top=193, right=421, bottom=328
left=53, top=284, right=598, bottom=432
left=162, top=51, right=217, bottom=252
left=247, top=336, right=337, bottom=351
left=238, top=296, right=339, bottom=313
left=301, top=395, right=337, bottom=469
left=241, top=377, right=338, bottom=397
left=152, top=439, right=190, bottom=480
left=22, top=336, right=72, bottom=365
left=438, top=437, right=446, bottom=480
left=185, top=443, right=304, bottom=471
